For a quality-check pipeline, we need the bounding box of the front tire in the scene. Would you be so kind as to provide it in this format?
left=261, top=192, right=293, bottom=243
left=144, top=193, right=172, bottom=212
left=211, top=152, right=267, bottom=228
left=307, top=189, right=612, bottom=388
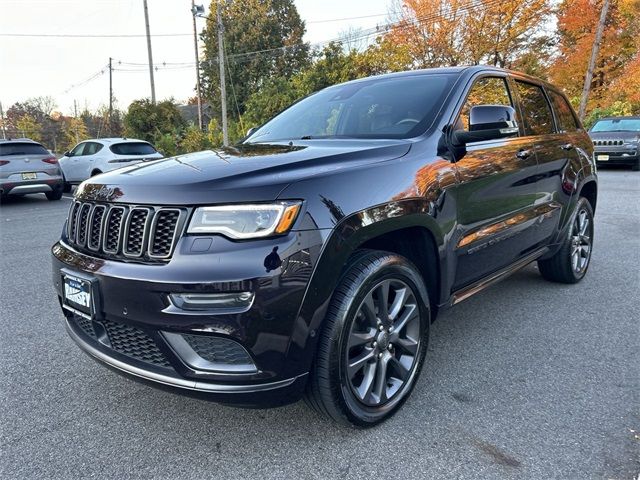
left=305, top=250, right=430, bottom=427
left=538, top=197, right=594, bottom=283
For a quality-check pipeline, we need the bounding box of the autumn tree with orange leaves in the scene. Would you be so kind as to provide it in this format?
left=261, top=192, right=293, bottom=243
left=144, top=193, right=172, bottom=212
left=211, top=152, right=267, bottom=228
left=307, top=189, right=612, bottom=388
left=548, top=0, right=640, bottom=124
left=366, top=0, right=553, bottom=73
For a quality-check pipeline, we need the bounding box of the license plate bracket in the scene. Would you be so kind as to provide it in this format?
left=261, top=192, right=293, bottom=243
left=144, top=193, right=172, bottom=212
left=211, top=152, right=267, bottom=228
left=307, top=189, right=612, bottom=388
left=21, top=172, right=37, bottom=180
left=61, top=270, right=99, bottom=320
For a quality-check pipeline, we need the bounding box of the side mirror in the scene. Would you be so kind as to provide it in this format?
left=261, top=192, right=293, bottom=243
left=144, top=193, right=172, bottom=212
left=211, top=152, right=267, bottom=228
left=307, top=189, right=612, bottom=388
left=452, top=105, right=519, bottom=145
left=246, top=126, right=259, bottom=138
left=64, top=151, right=72, bottom=157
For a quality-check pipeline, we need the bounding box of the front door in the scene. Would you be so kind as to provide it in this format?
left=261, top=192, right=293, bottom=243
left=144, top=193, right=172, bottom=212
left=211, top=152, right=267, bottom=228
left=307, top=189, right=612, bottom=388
left=450, top=75, right=540, bottom=290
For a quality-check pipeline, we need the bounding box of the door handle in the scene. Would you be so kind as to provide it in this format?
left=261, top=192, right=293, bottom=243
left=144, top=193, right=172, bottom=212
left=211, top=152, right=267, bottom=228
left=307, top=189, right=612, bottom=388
left=561, top=143, right=574, bottom=151
left=516, top=149, right=532, bottom=159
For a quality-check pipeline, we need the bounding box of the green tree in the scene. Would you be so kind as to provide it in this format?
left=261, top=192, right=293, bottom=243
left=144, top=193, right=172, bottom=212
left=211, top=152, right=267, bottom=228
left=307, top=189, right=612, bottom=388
left=180, top=124, right=211, bottom=153
left=123, top=99, right=186, bottom=143
left=201, top=0, right=309, bottom=118
left=63, top=117, right=89, bottom=152
left=15, top=114, right=42, bottom=142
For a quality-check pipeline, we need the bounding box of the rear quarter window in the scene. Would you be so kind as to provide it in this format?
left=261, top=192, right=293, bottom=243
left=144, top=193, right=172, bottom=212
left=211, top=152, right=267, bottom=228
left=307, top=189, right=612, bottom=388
left=109, top=142, right=157, bottom=155
left=0, top=142, right=49, bottom=156
left=548, top=90, right=580, bottom=132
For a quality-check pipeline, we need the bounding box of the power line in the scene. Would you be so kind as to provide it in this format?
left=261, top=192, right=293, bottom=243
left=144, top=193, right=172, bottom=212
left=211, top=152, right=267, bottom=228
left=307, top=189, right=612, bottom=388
left=0, top=33, right=192, bottom=38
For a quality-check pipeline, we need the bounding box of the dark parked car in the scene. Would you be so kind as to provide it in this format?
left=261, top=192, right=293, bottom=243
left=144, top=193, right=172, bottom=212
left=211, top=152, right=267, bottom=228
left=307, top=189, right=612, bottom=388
left=589, top=116, right=640, bottom=170
left=1, top=138, right=64, bottom=201
left=52, top=66, right=597, bottom=427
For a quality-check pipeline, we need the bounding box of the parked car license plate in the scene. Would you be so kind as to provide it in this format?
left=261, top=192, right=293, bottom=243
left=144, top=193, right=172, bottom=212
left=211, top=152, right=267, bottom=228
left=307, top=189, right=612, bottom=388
left=597, top=154, right=609, bottom=161
left=62, top=274, right=93, bottom=318
left=21, top=172, right=37, bottom=180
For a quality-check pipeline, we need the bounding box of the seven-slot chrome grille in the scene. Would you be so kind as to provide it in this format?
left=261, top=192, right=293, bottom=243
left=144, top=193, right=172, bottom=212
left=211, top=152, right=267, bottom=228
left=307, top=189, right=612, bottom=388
left=66, top=201, right=187, bottom=262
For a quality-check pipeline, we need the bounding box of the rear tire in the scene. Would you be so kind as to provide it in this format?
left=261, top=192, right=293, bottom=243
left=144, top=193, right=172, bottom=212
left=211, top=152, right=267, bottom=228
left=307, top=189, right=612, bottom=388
left=304, top=250, right=430, bottom=428
left=46, top=187, right=63, bottom=201
left=91, top=169, right=102, bottom=177
left=62, top=182, right=72, bottom=193
left=538, top=197, right=594, bottom=283
left=632, top=160, right=640, bottom=172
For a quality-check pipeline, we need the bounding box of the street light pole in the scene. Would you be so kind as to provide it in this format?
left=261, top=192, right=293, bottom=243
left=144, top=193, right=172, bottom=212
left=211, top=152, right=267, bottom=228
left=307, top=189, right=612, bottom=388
left=191, top=1, right=204, bottom=130
left=143, top=0, right=157, bottom=104
left=217, top=2, right=228, bottom=146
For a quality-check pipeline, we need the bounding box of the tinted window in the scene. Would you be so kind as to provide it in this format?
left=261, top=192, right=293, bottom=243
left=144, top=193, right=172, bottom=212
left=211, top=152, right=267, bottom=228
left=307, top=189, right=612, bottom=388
left=458, top=77, right=513, bottom=131
left=591, top=118, right=640, bottom=132
left=110, top=142, right=157, bottom=155
left=548, top=90, right=579, bottom=132
left=246, top=74, right=457, bottom=142
left=0, top=142, right=48, bottom=156
left=515, top=81, right=554, bottom=136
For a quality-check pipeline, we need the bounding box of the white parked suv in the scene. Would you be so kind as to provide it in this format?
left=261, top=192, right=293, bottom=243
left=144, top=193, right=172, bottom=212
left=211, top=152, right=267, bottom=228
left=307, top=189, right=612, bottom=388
left=59, top=138, right=163, bottom=191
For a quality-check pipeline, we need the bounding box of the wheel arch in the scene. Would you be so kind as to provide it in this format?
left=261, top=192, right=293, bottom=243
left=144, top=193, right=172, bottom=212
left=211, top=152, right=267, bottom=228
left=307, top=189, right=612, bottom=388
left=289, top=200, right=447, bottom=377
left=579, top=179, right=597, bottom=213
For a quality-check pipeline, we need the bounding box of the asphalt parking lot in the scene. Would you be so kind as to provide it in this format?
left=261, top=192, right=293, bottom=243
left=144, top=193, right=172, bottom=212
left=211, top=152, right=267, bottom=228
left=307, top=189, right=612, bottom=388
left=1, top=169, right=638, bottom=479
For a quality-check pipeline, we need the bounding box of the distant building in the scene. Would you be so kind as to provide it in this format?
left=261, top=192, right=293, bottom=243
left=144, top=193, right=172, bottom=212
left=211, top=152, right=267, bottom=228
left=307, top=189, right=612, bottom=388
left=177, top=103, right=213, bottom=129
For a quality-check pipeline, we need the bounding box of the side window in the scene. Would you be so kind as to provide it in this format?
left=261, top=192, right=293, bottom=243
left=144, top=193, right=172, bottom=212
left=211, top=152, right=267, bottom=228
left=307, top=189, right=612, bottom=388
left=70, top=143, right=86, bottom=156
left=515, top=81, right=554, bottom=136
left=548, top=90, right=580, bottom=133
left=85, top=142, right=103, bottom=155
left=458, top=77, right=513, bottom=131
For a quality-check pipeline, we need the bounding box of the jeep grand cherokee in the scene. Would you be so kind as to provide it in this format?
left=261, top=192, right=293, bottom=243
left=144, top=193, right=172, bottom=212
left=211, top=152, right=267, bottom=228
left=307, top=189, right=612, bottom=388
left=52, top=66, right=597, bottom=427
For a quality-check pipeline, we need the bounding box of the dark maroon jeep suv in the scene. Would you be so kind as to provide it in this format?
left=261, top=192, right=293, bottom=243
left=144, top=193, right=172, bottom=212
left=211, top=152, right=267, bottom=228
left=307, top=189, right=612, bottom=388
left=52, top=66, right=597, bottom=427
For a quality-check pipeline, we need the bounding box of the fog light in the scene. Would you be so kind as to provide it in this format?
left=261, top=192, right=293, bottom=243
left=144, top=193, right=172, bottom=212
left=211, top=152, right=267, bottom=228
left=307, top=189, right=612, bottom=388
left=168, top=292, right=254, bottom=313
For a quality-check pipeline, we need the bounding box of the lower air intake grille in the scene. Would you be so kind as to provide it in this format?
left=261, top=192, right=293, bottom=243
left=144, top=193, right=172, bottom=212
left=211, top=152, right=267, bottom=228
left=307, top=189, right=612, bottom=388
left=103, top=319, right=171, bottom=368
left=182, top=334, right=253, bottom=366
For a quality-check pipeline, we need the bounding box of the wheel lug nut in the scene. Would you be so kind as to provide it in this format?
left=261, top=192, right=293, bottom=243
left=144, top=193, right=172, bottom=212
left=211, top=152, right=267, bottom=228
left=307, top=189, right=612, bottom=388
left=378, top=353, right=383, bottom=359
left=388, top=343, right=393, bottom=350
left=372, top=341, right=377, bottom=348
left=379, top=325, right=384, bottom=331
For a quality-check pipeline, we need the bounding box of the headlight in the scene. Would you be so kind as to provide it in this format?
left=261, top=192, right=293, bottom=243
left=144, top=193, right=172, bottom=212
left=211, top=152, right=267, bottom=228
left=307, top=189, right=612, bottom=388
left=187, top=202, right=301, bottom=239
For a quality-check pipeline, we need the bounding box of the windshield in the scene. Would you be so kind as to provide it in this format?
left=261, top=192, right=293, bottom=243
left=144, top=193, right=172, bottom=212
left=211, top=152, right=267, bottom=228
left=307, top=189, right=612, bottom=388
left=110, top=142, right=157, bottom=155
left=0, top=142, right=48, bottom=156
left=245, top=74, right=457, bottom=143
left=590, top=119, right=640, bottom=132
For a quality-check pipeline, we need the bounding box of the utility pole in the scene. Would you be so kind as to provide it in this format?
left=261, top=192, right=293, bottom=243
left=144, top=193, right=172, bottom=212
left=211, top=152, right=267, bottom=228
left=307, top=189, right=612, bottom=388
left=579, top=0, right=610, bottom=121
left=108, top=57, right=113, bottom=118
left=0, top=101, right=6, bottom=139
left=217, top=2, right=228, bottom=146
left=191, top=1, right=204, bottom=130
left=143, top=0, right=157, bottom=104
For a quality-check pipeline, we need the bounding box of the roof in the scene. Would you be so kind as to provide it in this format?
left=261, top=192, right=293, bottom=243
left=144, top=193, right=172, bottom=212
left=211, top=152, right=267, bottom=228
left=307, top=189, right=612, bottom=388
left=85, top=138, right=149, bottom=144
left=0, top=137, right=42, bottom=144
left=594, top=116, right=640, bottom=121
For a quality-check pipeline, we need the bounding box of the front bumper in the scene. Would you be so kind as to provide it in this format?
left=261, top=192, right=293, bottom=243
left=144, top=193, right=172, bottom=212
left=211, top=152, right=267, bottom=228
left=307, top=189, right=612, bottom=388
left=593, top=147, right=639, bottom=166
left=52, top=228, right=326, bottom=407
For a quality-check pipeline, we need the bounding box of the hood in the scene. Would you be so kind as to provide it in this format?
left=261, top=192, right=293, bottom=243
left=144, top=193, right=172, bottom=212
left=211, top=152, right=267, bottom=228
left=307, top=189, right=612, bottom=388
left=75, top=139, right=412, bottom=205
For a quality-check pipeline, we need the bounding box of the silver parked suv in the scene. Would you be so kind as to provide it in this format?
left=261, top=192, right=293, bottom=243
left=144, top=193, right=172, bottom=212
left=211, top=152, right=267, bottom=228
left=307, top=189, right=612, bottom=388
left=0, top=138, right=64, bottom=201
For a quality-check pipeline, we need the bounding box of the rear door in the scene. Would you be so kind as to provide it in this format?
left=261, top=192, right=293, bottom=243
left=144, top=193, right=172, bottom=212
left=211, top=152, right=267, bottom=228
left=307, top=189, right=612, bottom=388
left=450, top=74, right=540, bottom=290
left=511, top=79, right=577, bottom=247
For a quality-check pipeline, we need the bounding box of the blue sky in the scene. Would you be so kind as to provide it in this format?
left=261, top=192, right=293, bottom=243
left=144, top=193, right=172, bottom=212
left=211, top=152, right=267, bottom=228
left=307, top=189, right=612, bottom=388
left=0, top=0, right=391, bottom=115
